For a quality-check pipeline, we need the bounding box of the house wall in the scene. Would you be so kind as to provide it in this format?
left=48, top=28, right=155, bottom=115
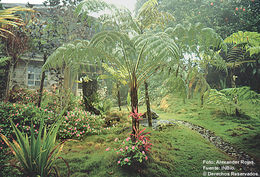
left=12, top=59, right=28, bottom=88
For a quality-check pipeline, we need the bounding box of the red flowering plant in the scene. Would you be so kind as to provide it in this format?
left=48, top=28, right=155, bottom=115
left=107, top=110, right=152, bottom=166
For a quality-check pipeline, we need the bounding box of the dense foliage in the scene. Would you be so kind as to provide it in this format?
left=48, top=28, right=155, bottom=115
left=0, top=0, right=260, bottom=176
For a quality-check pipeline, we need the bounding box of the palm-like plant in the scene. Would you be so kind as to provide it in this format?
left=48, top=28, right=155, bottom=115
left=0, top=6, right=33, bottom=38
left=89, top=30, right=179, bottom=133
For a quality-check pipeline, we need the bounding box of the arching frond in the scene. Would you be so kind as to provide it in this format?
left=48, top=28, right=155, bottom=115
left=137, top=0, right=174, bottom=31
left=220, top=86, right=260, bottom=102
left=199, top=28, right=227, bottom=53
left=75, top=0, right=115, bottom=17
left=248, top=46, right=260, bottom=57
left=134, top=31, right=180, bottom=61
left=42, top=40, right=103, bottom=73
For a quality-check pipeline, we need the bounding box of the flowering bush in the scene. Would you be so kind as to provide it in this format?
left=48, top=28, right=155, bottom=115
left=112, top=130, right=152, bottom=166
left=0, top=102, right=55, bottom=151
left=9, top=88, right=39, bottom=105
left=58, top=108, right=109, bottom=140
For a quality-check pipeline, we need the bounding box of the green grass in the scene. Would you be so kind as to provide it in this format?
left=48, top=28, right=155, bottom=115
left=151, top=94, right=260, bottom=169
left=55, top=123, right=233, bottom=177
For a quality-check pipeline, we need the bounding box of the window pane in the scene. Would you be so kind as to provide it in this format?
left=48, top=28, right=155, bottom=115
left=35, top=74, right=41, bottom=80
left=28, top=66, right=34, bottom=73
left=28, top=80, right=34, bottom=86
left=35, top=67, right=41, bottom=73
left=28, top=74, right=34, bottom=80
left=35, top=81, right=40, bottom=86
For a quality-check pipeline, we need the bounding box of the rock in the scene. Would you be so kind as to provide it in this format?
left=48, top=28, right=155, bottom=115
left=142, top=110, right=159, bottom=119
left=104, top=116, right=120, bottom=126
left=154, top=120, right=177, bottom=130
left=139, top=118, right=159, bottom=128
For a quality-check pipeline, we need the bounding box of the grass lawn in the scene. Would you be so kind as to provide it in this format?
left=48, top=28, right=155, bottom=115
left=56, top=121, right=233, bottom=177
left=151, top=94, right=260, bottom=170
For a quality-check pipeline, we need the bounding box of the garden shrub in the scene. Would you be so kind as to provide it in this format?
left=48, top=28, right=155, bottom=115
left=0, top=102, right=55, bottom=151
left=8, top=88, right=39, bottom=105
left=58, top=108, right=109, bottom=140
left=41, top=89, right=82, bottom=115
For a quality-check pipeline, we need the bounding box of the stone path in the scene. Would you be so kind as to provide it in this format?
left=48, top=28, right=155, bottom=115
left=140, top=118, right=260, bottom=174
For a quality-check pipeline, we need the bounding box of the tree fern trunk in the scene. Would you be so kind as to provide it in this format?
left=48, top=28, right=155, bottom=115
left=37, top=53, right=47, bottom=107
left=117, top=82, right=121, bottom=111
left=130, top=75, right=138, bottom=137
left=144, top=81, right=152, bottom=127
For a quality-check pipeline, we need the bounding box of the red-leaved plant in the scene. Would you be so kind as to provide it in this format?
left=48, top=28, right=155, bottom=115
left=106, top=110, right=152, bottom=166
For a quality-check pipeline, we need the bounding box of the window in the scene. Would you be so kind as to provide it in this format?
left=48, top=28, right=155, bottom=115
left=27, top=65, right=46, bottom=86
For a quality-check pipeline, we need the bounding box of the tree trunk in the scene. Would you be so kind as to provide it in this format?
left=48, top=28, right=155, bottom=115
left=200, top=93, right=204, bottom=106
left=116, top=82, right=121, bottom=111
left=130, top=76, right=138, bottom=136
left=37, top=53, right=47, bottom=107
left=230, top=69, right=240, bottom=116
left=144, top=81, right=152, bottom=127
left=63, top=65, right=70, bottom=90
left=4, top=58, right=15, bottom=102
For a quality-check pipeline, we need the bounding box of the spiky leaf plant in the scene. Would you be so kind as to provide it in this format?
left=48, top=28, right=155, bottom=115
left=0, top=118, right=69, bottom=177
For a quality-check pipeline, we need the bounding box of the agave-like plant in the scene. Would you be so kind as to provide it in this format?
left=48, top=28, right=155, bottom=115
left=0, top=118, right=70, bottom=177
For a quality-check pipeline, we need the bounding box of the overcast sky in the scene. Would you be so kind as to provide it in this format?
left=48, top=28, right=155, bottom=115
left=1, top=0, right=137, bottom=12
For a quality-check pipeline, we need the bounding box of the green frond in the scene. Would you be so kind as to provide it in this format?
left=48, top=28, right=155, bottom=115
left=0, top=57, right=10, bottom=66
left=42, top=40, right=103, bottom=73
left=248, top=46, right=260, bottom=56
left=224, top=31, right=260, bottom=56
left=75, top=0, right=115, bottom=17
left=137, top=0, right=174, bottom=31
left=90, top=30, right=131, bottom=48
left=207, top=89, right=233, bottom=107
left=134, top=31, right=180, bottom=61
left=220, top=87, right=260, bottom=103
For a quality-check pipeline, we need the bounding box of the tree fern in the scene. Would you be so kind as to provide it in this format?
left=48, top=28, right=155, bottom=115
left=207, top=89, right=235, bottom=115
left=220, top=86, right=260, bottom=103
left=207, top=87, right=260, bottom=115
